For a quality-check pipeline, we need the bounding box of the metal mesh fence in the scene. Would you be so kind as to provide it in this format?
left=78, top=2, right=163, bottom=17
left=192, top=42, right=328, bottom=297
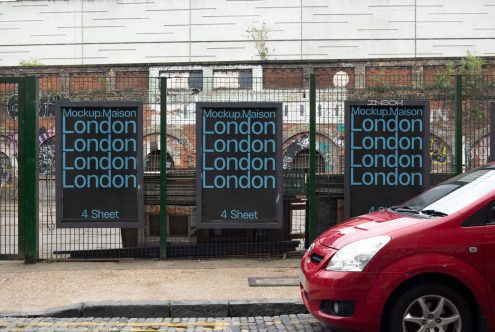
left=2, top=70, right=494, bottom=260
left=160, top=76, right=309, bottom=257
left=0, top=81, right=18, bottom=258
left=37, top=72, right=160, bottom=259
left=34, top=73, right=309, bottom=259
left=462, top=75, right=495, bottom=170
left=314, top=72, right=459, bottom=227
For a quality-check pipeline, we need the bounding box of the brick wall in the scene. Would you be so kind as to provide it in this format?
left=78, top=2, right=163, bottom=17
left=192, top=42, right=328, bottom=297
left=263, top=68, right=304, bottom=89
left=0, top=83, right=16, bottom=94
left=116, top=71, right=149, bottom=91
left=423, top=65, right=447, bottom=86
left=365, top=66, right=413, bottom=88
left=315, top=67, right=355, bottom=89
left=38, top=75, right=61, bottom=92
left=483, top=65, right=495, bottom=75
left=69, top=73, right=106, bottom=93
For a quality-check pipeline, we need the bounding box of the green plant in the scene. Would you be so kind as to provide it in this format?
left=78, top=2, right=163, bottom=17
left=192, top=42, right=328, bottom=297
left=432, top=63, right=456, bottom=91
left=459, top=52, right=485, bottom=97
left=18, top=58, right=44, bottom=66
left=98, top=76, right=109, bottom=91
left=459, top=51, right=485, bottom=75
left=247, top=22, right=270, bottom=60
left=430, top=52, right=488, bottom=118
left=432, top=52, right=485, bottom=91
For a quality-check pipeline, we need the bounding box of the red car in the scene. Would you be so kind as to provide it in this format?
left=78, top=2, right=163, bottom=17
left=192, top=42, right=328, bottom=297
left=300, top=165, right=495, bottom=332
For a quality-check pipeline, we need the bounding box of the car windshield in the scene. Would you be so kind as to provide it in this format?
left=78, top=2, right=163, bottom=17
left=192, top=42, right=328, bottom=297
left=392, top=166, right=495, bottom=217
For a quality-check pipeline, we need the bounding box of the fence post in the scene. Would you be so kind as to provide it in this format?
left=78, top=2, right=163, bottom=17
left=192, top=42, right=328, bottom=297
left=160, top=77, right=167, bottom=259
left=454, top=75, right=463, bottom=175
left=18, top=76, right=39, bottom=263
left=308, top=74, right=317, bottom=245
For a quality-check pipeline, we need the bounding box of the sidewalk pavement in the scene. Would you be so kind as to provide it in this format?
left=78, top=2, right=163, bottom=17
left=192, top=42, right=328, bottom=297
left=0, top=258, right=304, bottom=318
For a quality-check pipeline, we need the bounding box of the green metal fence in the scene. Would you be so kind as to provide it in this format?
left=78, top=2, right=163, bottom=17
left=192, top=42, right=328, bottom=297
left=0, top=76, right=38, bottom=262
left=1, top=70, right=495, bottom=262
left=36, top=72, right=159, bottom=260
left=0, top=78, right=19, bottom=260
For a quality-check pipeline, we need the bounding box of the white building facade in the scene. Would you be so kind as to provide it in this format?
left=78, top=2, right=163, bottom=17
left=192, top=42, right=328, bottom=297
left=0, top=0, right=494, bottom=66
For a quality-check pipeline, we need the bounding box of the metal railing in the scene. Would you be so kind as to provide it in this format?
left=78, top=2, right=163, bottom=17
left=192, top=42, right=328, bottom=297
left=1, top=70, right=494, bottom=261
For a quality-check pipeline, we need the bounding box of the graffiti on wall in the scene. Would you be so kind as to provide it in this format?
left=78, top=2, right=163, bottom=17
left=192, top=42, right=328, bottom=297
left=6, top=95, right=18, bottom=118
left=429, top=135, right=449, bottom=165
left=39, top=127, right=56, bottom=176
left=0, top=152, right=12, bottom=184
left=0, top=134, right=17, bottom=184
left=429, top=135, right=455, bottom=172
left=3, top=92, right=69, bottom=119
left=430, top=108, right=448, bottom=122
left=39, top=92, right=69, bottom=117
left=0, top=126, right=57, bottom=184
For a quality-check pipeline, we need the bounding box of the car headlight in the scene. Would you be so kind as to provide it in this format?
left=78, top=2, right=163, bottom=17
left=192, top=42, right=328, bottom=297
left=326, top=236, right=391, bottom=272
left=307, top=242, right=316, bottom=253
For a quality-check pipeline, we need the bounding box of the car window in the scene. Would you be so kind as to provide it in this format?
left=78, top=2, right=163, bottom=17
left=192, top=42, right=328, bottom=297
left=461, top=203, right=489, bottom=227
left=400, top=167, right=495, bottom=217
left=487, top=202, right=495, bottom=226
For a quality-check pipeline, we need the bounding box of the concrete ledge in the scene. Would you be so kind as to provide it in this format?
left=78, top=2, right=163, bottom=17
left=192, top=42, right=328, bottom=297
left=170, top=301, right=229, bottom=318
left=229, top=299, right=306, bottom=317
left=82, top=301, right=170, bottom=318
left=44, top=304, right=83, bottom=318
left=0, top=311, right=44, bottom=318
left=0, top=300, right=306, bottom=318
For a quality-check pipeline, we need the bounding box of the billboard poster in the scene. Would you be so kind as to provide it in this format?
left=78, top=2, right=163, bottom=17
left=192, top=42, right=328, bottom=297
left=345, top=100, right=430, bottom=218
left=56, top=102, right=144, bottom=228
left=196, top=102, right=283, bottom=229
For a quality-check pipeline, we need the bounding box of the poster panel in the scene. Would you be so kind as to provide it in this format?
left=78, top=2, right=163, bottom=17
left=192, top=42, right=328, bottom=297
left=345, top=100, right=430, bottom=218
left=56, top=102, right=143, bottom=228
left=196, top=102, right=283, bottom=229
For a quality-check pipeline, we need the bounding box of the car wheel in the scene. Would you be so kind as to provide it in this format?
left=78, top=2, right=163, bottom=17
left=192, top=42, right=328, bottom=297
left=387, top=283, right=472, bottom=332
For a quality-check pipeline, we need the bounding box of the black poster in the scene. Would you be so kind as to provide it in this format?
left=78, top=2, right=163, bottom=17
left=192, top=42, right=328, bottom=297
left=196, top=102, right=283, bottom=229
left=345, top=100, right=430, bottom=218
left=56, top=102, right=144, bottom=228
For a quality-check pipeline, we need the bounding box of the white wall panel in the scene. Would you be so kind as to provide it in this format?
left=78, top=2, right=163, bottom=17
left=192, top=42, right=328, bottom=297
left=0, top=0, right=493, bottom=66
left=417, top=0, right=493, bottom=39
left=304, top=39, right=416, bottom=59
left=417, top=39, right=495, bottom=57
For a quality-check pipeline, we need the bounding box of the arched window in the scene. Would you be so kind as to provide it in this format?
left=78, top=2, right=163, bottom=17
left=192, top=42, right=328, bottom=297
left=144, top=150, right=174, bottom=173
left=292, top=149, right=327, bottom=173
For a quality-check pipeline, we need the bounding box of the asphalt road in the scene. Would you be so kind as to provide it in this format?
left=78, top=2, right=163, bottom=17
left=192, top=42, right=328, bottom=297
left=0, top=315, right=347, bottom=332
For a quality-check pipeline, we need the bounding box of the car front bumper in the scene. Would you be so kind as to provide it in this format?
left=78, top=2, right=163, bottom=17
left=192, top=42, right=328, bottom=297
left=300, top=247, right=404, bottom=332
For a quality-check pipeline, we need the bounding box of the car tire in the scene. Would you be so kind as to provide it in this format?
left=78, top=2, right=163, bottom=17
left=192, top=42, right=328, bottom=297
left=387, top=283, right=473, bottom=332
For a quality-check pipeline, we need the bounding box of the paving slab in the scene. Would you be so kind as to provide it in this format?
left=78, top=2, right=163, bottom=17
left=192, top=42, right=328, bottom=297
left=0, top=259, right=301, bottom=314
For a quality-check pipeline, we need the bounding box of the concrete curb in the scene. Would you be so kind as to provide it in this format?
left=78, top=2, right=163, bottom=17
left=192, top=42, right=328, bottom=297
left=82, top=301, right=170, bottom=318
left=0, top=300, right=307, bottom=318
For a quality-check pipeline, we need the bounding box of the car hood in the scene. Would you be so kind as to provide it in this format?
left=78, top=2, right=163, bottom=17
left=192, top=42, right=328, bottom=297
left=318, top=211, right=423, bottom=249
